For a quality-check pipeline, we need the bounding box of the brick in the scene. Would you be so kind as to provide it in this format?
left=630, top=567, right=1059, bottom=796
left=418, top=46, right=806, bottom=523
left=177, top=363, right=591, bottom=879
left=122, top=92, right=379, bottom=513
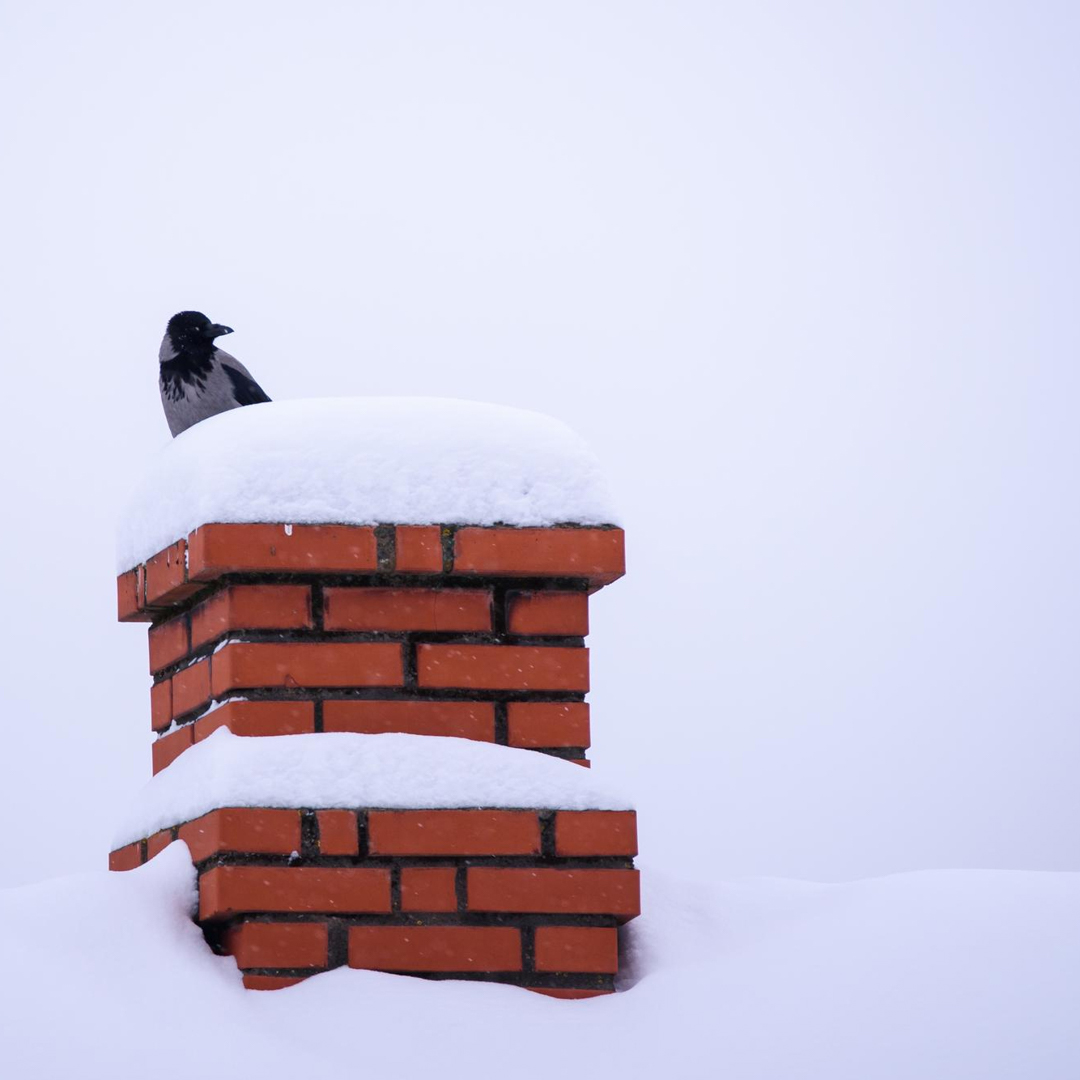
left=528, top=987, right=613, bottom=999
left=507, top=592, right=589, bottom=636
left=152, top=725, right=194, bottom=774
left=323, top=700, right=495, bottom=742
left=417, top=644, right=588, bottom=691
left=225, top=922, right=328, bottom=969
left=395, top=526, right=443, bottom=573
left=400, top=868, right=458, bottom=913
left=316, top=811, right=359, bottom=856
left=323, top=587, right=492, bottom=633
left=146, top=829, right=175, bottom=860
left=194, top=700, right=316, bottom=741
left=108, top=842, right=142, bottom=872
left=148, top=616, right=189, bottom=674
left=188, top=523, right=377, bottom=580
left=568, top=758, right=592, bottom=768
left=467, top=869, right=640, bottom=921
left=117, top=568, right=150, bottom=622
left=190, top=585, right=312, bottom=650
left=454, top=527, right=625, bottom=585
left=243, top=974, right=307, bottom=991
left=534, top=927, right=618, bottom=973
left=150, top=679, right=172, bottom=732
left=179, top=808, right=301, bottom=863
left=200, top=866, right=391, bottom=920
left=368, top=811, right=541, bottom=856
left=144, top=540, right=201, bottom=606
left=211, top=642, right=403, bottom=696
left=172, top=658, right=211, bottom=717
left=555, top=811, right=637, bottom=857
left=506, top=702, right=590, bottom=749
left=348, top=926, right=521, bottom=973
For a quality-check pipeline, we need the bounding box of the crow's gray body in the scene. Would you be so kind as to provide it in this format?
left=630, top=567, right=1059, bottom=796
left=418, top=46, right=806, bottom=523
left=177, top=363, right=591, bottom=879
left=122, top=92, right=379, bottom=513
left=158, top=313, right=271, bottom=437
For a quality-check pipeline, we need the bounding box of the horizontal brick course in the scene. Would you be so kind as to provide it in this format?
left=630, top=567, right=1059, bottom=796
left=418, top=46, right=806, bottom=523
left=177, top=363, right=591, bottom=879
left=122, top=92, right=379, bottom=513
left=467, top=868, right=640, bottom=920
left=211, top=642, right=403, bottom=696
left=200, top=866, right=392, bottom=920
left=225, top=921, right=329, bottom=970
left=454, top=527, right=624, bottom=585
left=534, top=927, right=618, bottom=973
left=144, top=540, right=200, bottom=606
left=506, top=702, right=590, bottom=748
left=555, top=812, right=637, bottom=857
left=179, top=809, right=301, bottom=863
left=146, top=829, right=174, bottom=859
left=323, top=587, right=492, bottom=633
left=188, top=523, right=378, bottom=580
left=322, top=700, right=495, bottom=742
left=152, top=726, right=193, bottom=774
left=368, top=810, right=541, bottom=856
left=194, top=700, right=316, bottom=741
left=149, top=616, right=189, bottom=674
left=243, top=974, right=307, bottom=991
left=416, top=644, right=588, bottom=691
left=191, top=584, right=312, bottom=649
left=172, top=659, right=211, bottom=718
left=348, top=926, right=521, bottom=973
left=109, top=842, right=142, bottom=872
left=394, top=526, right=443, bottom=573
left=507, top=591, right=589, bottom=636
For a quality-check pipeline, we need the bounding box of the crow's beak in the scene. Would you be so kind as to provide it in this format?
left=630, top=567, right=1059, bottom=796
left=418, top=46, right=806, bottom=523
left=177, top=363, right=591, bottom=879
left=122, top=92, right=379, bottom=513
left=207, top=323, right=234, bottom=339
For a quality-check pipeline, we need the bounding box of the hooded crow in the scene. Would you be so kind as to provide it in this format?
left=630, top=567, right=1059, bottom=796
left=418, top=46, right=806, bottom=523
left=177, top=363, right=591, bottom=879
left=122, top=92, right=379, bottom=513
left=159, top=310, right=271, bottom=436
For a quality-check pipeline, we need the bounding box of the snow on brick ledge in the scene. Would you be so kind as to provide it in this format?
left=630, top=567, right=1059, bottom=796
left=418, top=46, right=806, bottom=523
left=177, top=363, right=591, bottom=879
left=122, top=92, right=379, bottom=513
left=113, top=730, right=634, bottom=849
left=116, top=397, right=620, bottom=573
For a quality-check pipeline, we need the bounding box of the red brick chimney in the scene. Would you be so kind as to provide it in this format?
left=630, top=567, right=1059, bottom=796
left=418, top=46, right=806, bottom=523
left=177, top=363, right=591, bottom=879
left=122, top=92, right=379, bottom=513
left=112, top=522, right=638, bottom=995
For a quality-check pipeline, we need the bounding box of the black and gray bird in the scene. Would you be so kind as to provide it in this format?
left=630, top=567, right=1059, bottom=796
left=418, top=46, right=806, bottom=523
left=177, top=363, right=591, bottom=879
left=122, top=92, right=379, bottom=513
left=158, top=311, right=271, bottom=436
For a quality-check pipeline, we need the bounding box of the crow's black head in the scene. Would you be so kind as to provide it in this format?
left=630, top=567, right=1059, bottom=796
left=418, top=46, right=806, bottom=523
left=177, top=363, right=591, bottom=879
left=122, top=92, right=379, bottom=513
left=166, top=311, right=234, bottom=354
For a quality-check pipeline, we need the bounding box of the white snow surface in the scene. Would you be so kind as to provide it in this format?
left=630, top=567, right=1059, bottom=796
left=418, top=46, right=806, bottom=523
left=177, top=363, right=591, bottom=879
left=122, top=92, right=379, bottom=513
left=113, top=730, right=633, bottom=845
left=2, top=845, right=1076, bottom=1080
left=116, top=397, right=620, bottom=571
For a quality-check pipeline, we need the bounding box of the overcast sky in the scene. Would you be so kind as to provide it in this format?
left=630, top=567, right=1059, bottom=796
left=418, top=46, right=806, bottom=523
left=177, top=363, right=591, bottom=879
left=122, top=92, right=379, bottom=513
left=1, top=1, right=1077, bottom=887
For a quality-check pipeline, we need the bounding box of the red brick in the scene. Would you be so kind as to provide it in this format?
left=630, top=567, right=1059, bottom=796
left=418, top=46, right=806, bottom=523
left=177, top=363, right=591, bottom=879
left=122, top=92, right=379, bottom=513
left=507, top=592, right=589, bottom=636
left=188, top=523, right=377, bottom=580
left=348, top=926, right=521, bottom=973
left=211, top=642, right=403, bottom=696
left=152, top=725, right=194, bottom=774
left=506, top=702, right=590, bottom=748
left=150, top=679, right=172, bottom=732
left=395, top=526, right=443, bottom=573
left=108, top=842, right=143, bottom=871
left=149, top=616, right=189, bottom=673
left=200, top=866, right=391, bottom=920
left=323, top=587, right=492, bottom=632
left=243, top=974, right=307, bottom=991
left=467, top=869, right=640, bottom=921
left=417, top=645, right=588, bottom=691
left=117, top=567, right=150, bottom=622
left=534, top=927, right=618, bottom=973
left=323, top=700, right=495, bottom=742
left=368, top=811, right=541, bottom=856
left=172, top=658, right=211, bottom=717
left=400, top=868, right=458, bottom=913
left=179, top=808, right=301, bottom=863
left=194, top=700, right=316, bottom=741
left=454, top=527, right=625, bottom=585
left=146, top=829, right=175, bottom=860
left=555, top=811, right=637, bottom=857
left=316, top=811, right=359, bottom=856
left=190, top=585, right=312, bottom=649
left=568, top=758, right=591, bottom=768
left=528, top=987, right=613, bottom=999
left=144, top=540, right=201, bottom=606
left=225, top=922, right=328, bottom=969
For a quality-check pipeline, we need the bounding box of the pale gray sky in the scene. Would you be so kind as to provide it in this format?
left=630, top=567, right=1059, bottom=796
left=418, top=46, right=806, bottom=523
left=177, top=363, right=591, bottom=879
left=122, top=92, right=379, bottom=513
left=1, top=1, right=1077, bottom=886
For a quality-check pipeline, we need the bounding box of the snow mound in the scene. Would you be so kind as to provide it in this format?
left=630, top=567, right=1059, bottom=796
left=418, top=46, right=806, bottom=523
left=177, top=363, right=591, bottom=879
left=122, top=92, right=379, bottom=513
left=113, top=730, right=633, bottom=846
left=3, top=851, right=1078, bottom=1079
left=116, top=397, right=619, bottom=571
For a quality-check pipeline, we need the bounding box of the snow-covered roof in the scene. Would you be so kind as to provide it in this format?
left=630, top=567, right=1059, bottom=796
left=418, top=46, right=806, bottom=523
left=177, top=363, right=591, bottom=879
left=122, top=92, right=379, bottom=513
left=116, top=397, right=619, bottom=572
left=113, top=730, right=633, bottom=846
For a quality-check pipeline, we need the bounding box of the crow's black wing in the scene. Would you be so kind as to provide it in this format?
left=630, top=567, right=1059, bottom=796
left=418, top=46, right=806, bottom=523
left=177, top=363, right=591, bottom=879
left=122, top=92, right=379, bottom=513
left=222, top=363, right=272, bottom=405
